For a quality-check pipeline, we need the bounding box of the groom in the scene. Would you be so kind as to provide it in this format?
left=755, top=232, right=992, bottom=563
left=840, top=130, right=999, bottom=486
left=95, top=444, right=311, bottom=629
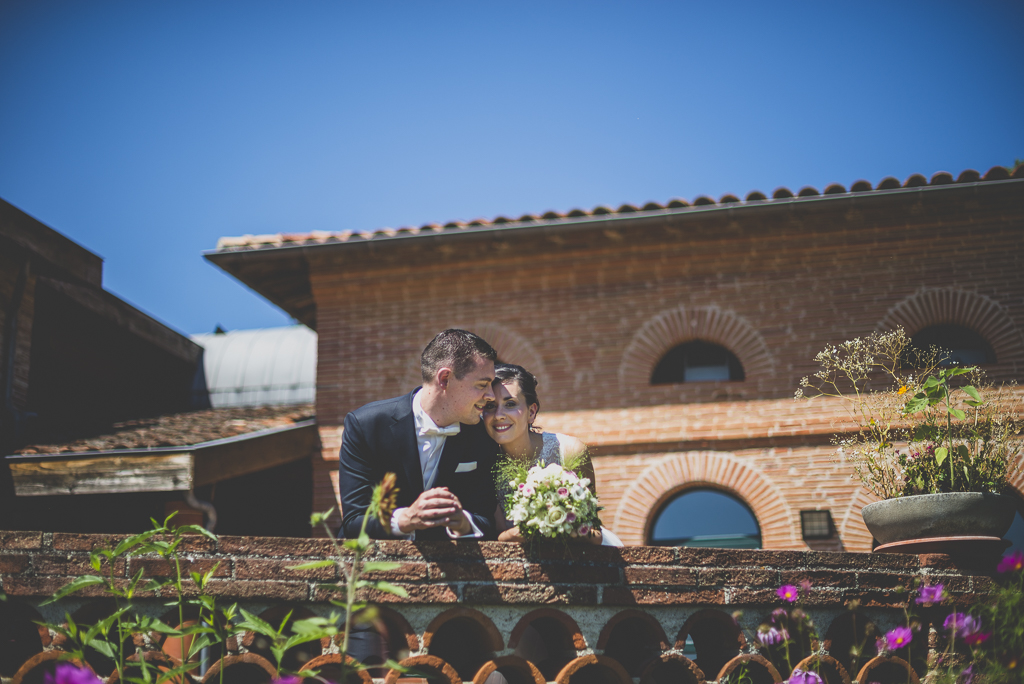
left=338, top=329, right=500, bottom=541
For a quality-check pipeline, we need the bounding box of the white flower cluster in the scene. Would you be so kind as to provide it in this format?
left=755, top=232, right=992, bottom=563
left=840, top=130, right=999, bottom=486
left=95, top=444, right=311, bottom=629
left=506, top=462, right=601, bottom=539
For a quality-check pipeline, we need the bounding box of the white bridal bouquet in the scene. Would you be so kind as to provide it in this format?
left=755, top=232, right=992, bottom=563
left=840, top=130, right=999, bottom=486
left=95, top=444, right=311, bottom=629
left=502, top=461, right=603, bottom=541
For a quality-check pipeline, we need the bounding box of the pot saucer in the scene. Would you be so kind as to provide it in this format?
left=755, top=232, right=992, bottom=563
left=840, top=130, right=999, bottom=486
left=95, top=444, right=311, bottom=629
left=874, top=536, right=1010, bottom=554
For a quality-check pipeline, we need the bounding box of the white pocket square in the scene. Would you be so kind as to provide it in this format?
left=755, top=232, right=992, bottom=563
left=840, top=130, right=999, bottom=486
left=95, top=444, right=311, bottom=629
left=455, top=461, right=477, bottom=473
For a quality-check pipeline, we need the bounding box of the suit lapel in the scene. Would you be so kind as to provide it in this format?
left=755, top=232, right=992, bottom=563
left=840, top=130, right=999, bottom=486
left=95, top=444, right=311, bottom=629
left=390, top=390, right=424, bottom=496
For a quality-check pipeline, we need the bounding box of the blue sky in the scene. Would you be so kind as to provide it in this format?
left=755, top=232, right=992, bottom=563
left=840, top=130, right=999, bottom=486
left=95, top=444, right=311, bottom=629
left=1, top=1, right=1021, bottom=336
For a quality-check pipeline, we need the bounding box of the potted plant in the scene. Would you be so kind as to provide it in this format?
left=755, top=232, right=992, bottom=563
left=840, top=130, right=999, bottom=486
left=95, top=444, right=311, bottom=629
left=797, top=328, right=1022, bottom=551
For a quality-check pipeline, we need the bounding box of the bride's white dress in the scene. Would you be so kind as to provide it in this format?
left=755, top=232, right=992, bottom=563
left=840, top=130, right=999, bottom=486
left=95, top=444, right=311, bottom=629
left=500, top=432, right=624, bottom=547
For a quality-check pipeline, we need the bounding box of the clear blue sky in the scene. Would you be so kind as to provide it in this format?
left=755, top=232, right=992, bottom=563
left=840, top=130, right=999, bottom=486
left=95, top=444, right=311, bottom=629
left=1, top=1, right=1021, bottom=336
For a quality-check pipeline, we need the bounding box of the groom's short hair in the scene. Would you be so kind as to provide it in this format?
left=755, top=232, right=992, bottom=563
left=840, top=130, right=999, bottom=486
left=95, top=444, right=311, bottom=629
left=421, top=329, right=497, bottom=382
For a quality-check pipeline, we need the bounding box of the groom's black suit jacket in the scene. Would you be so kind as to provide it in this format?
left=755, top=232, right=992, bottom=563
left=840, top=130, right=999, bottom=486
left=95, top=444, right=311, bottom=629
left=338, top=389, right=500, bottom=540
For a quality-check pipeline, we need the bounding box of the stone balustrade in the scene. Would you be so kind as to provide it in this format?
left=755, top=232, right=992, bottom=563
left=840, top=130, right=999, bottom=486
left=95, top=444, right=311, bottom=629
left=0, top=531, right=997, bottom=684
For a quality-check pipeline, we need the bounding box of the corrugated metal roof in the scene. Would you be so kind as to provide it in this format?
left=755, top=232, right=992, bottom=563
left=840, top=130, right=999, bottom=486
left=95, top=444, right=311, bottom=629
left=192, top=326, right=316, bottom=407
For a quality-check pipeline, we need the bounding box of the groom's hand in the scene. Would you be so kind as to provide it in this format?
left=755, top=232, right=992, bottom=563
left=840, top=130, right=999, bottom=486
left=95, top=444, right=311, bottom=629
left=396, top=488, right=465, bottom=533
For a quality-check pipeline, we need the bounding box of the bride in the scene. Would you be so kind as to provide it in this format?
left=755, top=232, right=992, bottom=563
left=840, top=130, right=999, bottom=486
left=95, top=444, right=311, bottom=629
left=481, top=363, right=623, bottom=546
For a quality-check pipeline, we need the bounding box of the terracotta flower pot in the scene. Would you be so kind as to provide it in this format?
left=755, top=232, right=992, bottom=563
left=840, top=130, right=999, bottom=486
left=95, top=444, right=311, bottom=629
left=861, top=492, right=1015, bottom=545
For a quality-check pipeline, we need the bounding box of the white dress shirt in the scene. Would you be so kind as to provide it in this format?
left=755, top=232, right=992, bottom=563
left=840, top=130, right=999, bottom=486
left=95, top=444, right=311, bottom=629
left=389, top=392, right=482, bottom=538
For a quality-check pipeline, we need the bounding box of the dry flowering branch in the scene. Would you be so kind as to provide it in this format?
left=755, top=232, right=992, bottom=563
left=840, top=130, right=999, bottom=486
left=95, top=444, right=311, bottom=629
left=797, top=328, right=1023, bottom=499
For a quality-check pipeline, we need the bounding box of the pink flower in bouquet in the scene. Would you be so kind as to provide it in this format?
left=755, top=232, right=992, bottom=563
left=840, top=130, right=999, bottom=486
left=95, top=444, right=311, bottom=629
left=44, top=665, right=102, bottom=684
left=557, top=487, right=568, bottom=497
left=566, top=511, right=577, bottom=523
left=997, top=550, right=1024, bottom=574
left=522, top=485, right=534, bottom=496
left=916, top=583, right=944, bottom=606
left=577, top=523, right=591, bottom=536
left=885, top=626, right=912, bottom=650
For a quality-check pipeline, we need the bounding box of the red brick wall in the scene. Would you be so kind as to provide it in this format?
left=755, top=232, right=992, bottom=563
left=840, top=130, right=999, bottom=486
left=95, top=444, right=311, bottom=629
left=309, top=183, right=1024, bottom=547
left=0, top=531, right=997, bottom=682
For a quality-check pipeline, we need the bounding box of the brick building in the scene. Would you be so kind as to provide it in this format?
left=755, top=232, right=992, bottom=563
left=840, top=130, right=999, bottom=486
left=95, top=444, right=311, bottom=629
left=1, top=201, right=319, bottom=536
left=206, top=167, right=1024, bottom=551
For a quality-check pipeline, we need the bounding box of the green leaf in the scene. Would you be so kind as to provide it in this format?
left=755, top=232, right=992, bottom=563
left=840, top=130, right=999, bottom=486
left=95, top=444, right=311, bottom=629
left=86, top=638, right=117, bottom=659
left=371, top=581, right=409, bottom=598
left=155, top=662, right=201, bottom=684
left=948, top=407, right=966, bottom=420
left=383, top=659, right=408, bottom=673
left=289, top=559, right=336, bottom=571
left=176, top=524, right=217, bottom=541
left=237, top=609, right=277, bottom=638
left=955, top=444, right=969, bottom=459
left=360, top=561, right=400, bottom=573
left=962, top=385, right=981, bottom=402
left=357, top=531, right=370, bottom=548
left=113, top=528, right=159, bottom=557
left=41, top=576, right=106, bottom=605
left=282, top=632, right=324, bottom=652
left=903, top=397, right=928, bottom=414
left=935, top=447, right=948, bottom=466
left=923, top=376, right=941, bottom=389
left=186, top=633, right=213, bottom=660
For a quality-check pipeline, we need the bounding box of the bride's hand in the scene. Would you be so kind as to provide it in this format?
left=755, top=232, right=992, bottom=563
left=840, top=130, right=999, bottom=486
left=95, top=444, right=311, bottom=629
left=498, top=525, right=526, bottom=543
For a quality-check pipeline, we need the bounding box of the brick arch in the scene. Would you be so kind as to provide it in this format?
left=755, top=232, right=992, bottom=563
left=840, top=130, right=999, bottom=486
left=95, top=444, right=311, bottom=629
left=423, top=607, right=504, bottom=653
left=835, top=487, right=878, bottom=553
left=555, top=654, right=632, bottom=684
left=402, top=323, right=547, bottom=388
left=619, top=305, right=773, bottom=385
left=597, top=609, right=669, bottom=650
left=878, top=288, right=1024, bottom=369
left=509, top=608, right=586, bottom=650
left=385, top=655, right=461, bottom=684
left=473, top=656, right=546, bottom=684
left=612, top=452, right=797, bottom=548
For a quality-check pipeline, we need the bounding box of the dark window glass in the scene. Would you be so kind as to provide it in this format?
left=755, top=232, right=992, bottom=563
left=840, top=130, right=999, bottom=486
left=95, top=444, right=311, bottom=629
left=650, top=340, right=745, bottom=385
left=909, top=324, right=995, bottom=366
left=649, top=488, right=761, bottom=548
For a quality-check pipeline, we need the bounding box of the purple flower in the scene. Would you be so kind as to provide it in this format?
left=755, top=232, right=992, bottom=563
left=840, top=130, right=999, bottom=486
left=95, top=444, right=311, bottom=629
left=915, top=583, right=944, bottom=606
left=770, top=607, right=788, bottom=625
left=788, top=670, right=824, bottom=684
left=577, top=523, right=591, bottom=536
left=959, top=664, right=976, bottom=684
left=44, top=665, right=103, bottom=684
left=997, top=550, right=1024, bottom=574
left=756, top=626, right=788, bottom=646
left=945, top=613, right=982, bottom=639
left=566, top=511, right=577, bottom=523
left=273, top=677, right=303, bottom=684
left=884, top=626, right=912, bottom=650
left=777, top=584, right=799, bottom=603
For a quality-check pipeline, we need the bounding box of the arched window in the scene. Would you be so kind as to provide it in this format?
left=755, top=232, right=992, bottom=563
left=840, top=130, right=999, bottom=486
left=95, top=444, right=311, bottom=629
left=650, top=340, right=745, bottom=385
left=910, top=324, right=996, bottom=366
left=649, top=488, right=761, bottom=548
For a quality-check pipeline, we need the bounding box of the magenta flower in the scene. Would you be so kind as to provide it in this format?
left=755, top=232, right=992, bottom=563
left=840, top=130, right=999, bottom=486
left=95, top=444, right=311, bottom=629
left=44, top=665, right=103, bottom=684
left=997, top=550, right=1024, bottom=574
left=273, top=677, right=303, bottom=684
left=885, top=626, right=912, bottom=650
left=557, top=487, right=568, bottom=497
left=963, top=632, right=991, bottom=646
left=777, top=584, right=799, bottom=603
left=756, top=626, right=786, bottom=646
left=770, top=607, right=788, bottom=625
left=788, top=669, right=824, bottom=684
left=915, top=583, right=944, bottom=606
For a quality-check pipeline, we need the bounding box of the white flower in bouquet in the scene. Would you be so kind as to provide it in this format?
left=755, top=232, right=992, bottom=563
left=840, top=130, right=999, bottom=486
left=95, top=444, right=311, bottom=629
left=498, top=459, right=602, bottom=541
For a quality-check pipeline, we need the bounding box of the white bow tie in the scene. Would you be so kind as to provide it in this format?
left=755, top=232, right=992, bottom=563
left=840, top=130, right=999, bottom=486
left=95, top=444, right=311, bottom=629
left=419, top=424, right=460, bottom=438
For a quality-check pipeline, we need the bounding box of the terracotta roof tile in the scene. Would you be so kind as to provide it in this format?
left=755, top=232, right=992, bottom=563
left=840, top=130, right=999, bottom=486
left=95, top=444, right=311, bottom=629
left=211, top=167, right=1021, bottom=253
left=11, top=404, right=315, bottom=456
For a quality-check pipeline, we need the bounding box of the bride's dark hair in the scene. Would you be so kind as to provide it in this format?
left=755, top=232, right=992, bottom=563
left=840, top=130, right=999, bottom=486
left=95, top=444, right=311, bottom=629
left=494, top=363, right=540, bottom=416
